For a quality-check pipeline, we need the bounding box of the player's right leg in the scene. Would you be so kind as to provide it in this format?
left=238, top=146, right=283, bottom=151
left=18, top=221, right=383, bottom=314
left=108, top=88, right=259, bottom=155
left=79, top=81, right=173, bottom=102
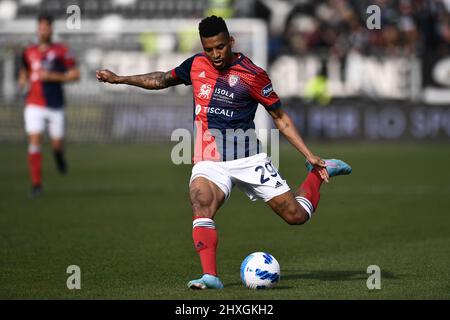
left=28, top=133, right=43, bottom=197
left=24, top=106, right=45, bottom=197
left=187, top=162, right=231, bottom=290
left=188, top=177, right=225, bottom=289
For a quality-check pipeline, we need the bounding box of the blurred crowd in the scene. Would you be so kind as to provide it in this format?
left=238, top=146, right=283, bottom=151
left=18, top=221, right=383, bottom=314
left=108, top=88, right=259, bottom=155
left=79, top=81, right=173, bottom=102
left=252, top=0, right=450, bottom=61
left=2, top=0, right=450, bottom=60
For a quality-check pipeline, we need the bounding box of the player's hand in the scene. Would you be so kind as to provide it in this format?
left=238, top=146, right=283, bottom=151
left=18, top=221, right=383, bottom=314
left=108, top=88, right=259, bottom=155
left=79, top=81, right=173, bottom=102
left=40, top=70, right=65, bottom=82
left=96, top=69, right=119, bottom=84
left=306, top=155, right=329, bottom=183
left=40, top=70, right=59, bottom=81
left=40, top=70, right=50, bottom=81
left=15, top=86, right=28, bottom=102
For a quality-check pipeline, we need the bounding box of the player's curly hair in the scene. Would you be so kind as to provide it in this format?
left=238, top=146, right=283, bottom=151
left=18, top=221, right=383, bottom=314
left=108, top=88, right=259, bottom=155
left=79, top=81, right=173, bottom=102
left=198, top=15, right=229, bottom=38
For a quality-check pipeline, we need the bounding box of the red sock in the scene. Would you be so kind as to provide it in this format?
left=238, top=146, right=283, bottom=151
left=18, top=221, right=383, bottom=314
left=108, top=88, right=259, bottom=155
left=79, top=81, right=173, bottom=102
left=28, top=151, right=42, bottom=186
left=192, top=218, right=218, bottom=276
left=298, top=170, right=323, bottom=210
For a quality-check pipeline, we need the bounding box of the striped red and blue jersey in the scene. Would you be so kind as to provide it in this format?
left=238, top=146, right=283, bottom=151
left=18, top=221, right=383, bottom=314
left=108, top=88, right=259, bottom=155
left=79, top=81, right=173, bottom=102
left=22, top=43, right=76, bottom=109
left=171, top=53, right=281, bottom=163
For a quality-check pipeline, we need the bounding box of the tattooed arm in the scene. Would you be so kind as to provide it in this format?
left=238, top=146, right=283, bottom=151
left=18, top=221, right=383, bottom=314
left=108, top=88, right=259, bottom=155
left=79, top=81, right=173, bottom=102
left=95, top=69, right=182, bottom=90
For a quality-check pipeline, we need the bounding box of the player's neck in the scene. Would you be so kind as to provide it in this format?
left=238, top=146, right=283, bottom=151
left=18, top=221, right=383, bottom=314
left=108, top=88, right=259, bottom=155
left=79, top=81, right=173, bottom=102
left=231, top=52, right=240, bottom=62
left=38, top=40, right=52, bottom=51
left=224, top=52, right=240, bottom=68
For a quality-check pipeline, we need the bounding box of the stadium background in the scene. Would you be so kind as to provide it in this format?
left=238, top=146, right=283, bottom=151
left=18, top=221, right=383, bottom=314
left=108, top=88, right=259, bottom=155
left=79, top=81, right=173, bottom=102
left=0, top=0, right=449, bottom=300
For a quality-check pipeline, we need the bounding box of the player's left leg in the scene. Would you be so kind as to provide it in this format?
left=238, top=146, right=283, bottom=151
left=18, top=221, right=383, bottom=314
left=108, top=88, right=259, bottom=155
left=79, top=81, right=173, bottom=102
left=51, top=139, right=67, bottom=174
left=49, top=109, right=67, bottom=174
left=267, top=191, right=310, bottom=225
left=268, top=159, right=352, bottom=222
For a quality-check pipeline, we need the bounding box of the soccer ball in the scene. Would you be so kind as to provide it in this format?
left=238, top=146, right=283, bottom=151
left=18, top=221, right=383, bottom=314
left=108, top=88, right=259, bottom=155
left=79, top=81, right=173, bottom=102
left=240, top=252, right=280, bottom=289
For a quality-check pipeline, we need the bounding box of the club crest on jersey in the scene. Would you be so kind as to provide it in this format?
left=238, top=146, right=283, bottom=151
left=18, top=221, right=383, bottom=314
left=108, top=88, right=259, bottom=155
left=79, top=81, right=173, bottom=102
left=228, top=74, right=239, bottom=87
left=261, top=83, right=273, bottom=97
left=197, top=83, right=212, bottom=99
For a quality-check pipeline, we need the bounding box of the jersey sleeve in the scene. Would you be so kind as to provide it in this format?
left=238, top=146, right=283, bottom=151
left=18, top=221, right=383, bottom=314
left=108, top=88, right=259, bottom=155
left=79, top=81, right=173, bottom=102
left=62, top=46, right=77, bottom=68
left=249, top=69, right=281, bottom=111
left=171, top=55, right=196, bottom=86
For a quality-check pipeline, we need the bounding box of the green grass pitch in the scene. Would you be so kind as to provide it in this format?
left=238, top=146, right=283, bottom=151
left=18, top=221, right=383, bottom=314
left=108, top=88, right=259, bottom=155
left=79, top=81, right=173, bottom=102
left=0, top=143, right=449, bottom=299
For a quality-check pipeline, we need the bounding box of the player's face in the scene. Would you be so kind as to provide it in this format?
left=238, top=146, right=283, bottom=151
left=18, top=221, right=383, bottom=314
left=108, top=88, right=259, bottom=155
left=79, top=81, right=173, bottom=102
left=37, top=20, right=52, bottom=43
left=200, top=32, right=235, bottom=70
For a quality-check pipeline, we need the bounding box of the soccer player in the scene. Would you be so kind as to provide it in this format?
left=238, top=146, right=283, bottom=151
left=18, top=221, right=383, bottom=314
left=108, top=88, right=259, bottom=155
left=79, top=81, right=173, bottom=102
left=96, top=16, right=351, bottom=289
left=19, top=14, right=80, bottom=197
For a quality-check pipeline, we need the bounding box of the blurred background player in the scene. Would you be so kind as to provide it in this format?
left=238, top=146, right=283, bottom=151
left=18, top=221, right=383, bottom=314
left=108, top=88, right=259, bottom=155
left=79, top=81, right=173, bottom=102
left=18, top=13, right=80, bottom=197
left=96, top=15, right=351, bottom=290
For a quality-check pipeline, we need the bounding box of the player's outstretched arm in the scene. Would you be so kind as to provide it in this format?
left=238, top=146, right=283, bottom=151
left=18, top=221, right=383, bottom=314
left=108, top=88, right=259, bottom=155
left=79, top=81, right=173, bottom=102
left=17, top=67, right=30, bottom=100
left=40, top=67, right=80, bottom=83
left=95, top=69, right=182, bottom=90
left=269, top=107, right=329, bottom=182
